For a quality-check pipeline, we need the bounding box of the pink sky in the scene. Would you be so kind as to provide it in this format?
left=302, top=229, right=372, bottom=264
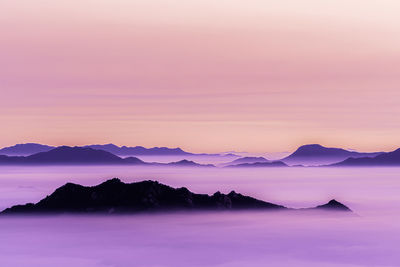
left=1, top=0, right=400, bottom=153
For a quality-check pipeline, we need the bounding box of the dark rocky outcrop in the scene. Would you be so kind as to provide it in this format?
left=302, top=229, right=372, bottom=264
left=1, top=179, right=284, bottom=214
left=313, top=199, right=352, bottom=212
left=1, top=179, right=352, bottom=214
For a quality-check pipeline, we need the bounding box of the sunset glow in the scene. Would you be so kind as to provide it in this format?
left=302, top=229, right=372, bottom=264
left=1, top=0, right=400, bottom=152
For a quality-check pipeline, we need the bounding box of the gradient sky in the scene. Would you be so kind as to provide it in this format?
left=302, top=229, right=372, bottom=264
left=1, top=0, right=400, bottom=153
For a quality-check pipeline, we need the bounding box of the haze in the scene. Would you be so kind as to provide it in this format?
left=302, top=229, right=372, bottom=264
left=1, top=165, right=400, bottom=266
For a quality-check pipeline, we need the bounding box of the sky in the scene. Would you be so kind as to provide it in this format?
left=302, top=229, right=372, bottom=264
left=1, top=0, right=400, bottom=153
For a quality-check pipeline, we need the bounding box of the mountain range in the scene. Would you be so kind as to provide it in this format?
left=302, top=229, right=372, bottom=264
left=0, top=146, right=213, bottom=167
left=1, top=143, right=399, bottom=167
left=85, top=144, right=193, bottom=156
left=1, top=178, right=352, bottom=214
left=0, top=143, right=227, bottom=157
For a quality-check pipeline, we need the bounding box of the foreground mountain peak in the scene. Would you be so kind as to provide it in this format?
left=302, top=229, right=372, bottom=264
left=1, top=179, right=352, bottom=214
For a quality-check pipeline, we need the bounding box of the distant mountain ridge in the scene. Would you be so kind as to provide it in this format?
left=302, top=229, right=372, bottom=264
left=85, top=144, right=192, bottom=156
left=331, top=148, right=400, bottom=166
left=29, top=146, right=126, bottom=163
left=0, top=143, right=54, bottom=156
left=0, top=146, right=212, bottom=167
left=282, top=144, right=383, bottom=166
left=1, top=178, right=352, bottom=214
left=0, top=143, right=396, bottom=167
left=220, top=156, right=269, bottom=167
left=227, top=161, right=287, bottom=168
left=0, top=146, right=142, bottom=165
left=166, top=160, right=214, bottom=167
left=0, top=143, right=227, bottom=157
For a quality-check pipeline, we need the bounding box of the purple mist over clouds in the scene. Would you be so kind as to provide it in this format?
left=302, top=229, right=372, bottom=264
left=0, top=166, right=400, bottom=266
left=1, top=212, right=399, bottom=267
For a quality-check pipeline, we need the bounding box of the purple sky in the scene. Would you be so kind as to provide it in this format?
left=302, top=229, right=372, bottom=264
left=1, top=0, right=400, bottom=152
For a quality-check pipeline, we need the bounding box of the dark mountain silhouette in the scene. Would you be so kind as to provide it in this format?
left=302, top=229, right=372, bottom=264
left=0, top=146, right=144, bottom=165
left=228, top=161, right=287, bottom=168
left=0, top=155, right=26, bottom=164
left=1, top=178, right=285, bottom=213
left=331, top=148, right=400, bottom=166
left=1, top=179, right=352, bottom=214
left=313, top=199, right=352, bottom=212
left=26, top=146, right=128, bottom=164
left=0, top=143, right=54, bottom=156
left=282, top=144, right=383, bottom=166
left=220, top=156, right=269, bottom=167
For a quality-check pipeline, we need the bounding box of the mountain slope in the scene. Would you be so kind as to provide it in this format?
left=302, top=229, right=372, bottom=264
left=0, top=143, right=54, bottom=156
left=331, top=148, right=400, bottom=166
left=282, top=144, right=383, bottom=166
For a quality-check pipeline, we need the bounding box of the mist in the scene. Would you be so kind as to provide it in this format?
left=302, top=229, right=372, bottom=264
left=1, top=165, right=400, bottom=266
